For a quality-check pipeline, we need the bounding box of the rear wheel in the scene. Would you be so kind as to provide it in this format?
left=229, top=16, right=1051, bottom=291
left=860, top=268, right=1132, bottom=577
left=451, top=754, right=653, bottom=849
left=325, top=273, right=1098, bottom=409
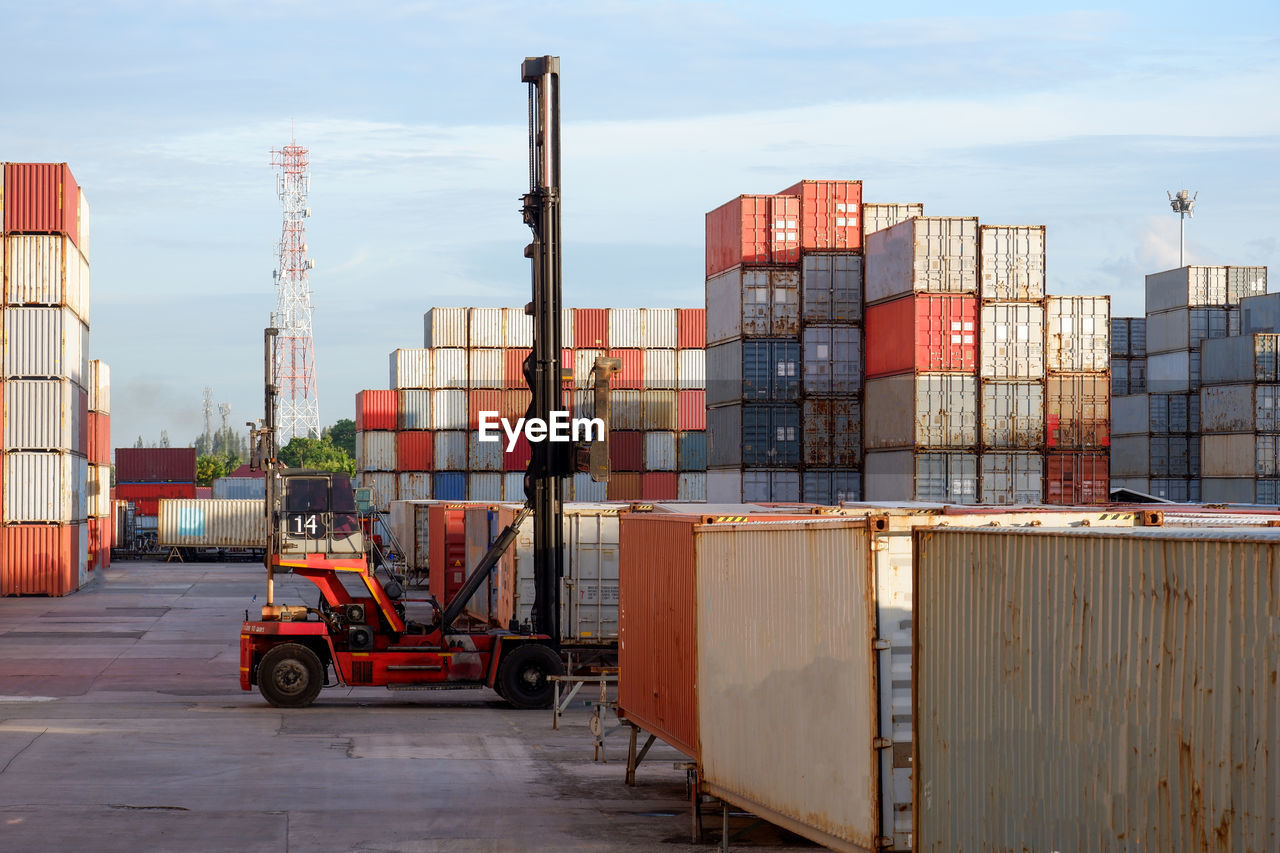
left=257, top=643, right=324, bottom=708
left=496, top=644, right=563, bottom=710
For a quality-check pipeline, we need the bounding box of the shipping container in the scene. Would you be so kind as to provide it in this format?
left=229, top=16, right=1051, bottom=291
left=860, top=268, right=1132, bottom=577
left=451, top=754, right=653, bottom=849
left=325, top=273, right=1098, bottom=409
left=1110, top=356, right=1146, bottom=396
left=677, top=430, right=707, bottom=471
left=1201, top=433, right=1280, bottom=478
left=395, top=431, right=433, bottom=472
left=864, top=293, right=977, bottom=377
left=676, top=348, right=704, bottom=391
left=1240, top=292, right=1280, bottom=334
left=640, top=472, right=678, bottom=500
left=1148, top=477, right=1199, bottom=502
left=1146, top=349, right=1199, bottom=393
left=3, top=378, right=87, bottom=451
left=1149, top=391, right=1200, bottom=434
left=800, top=252, right=863, bottom=324
left=3, top=163, right=81, bottom=248
left=864, top=216, right=978, bottom=305
left=1198, top=478, right=1257, bottom=503
left=423, top=307, right=468, bottom=348
left=979, top=379, right=1044, bottom=449
left=573, top=472, right=606, bottom=502
left=1045, top=295, right=1109, bottom=372
left=607, top=348, right=643, bottom=390
left=112, top=482, right=197, bottom=517
left=388, top=500, right=434, bottom=572
left=913, top=525, right=1279, bottom=853
left=609, top=308, right=642, bottom=349
left=1145, top=305, right=1236, bottom=354
left=432, top=431, right=468, bottom=471
left=606, top=472, right=642, bottom=501
left=428, top=503, right=468, bottom=606
left=1045, top=373, right=1110, bottom=448
left=1200, top=383, right=1280, bottom=433
left=2, top=305, right=88, bottom=386
left=1226, top=265, right=1269, bottom=304
left=467, top=348, right=503, bottom=389
left=468, top=473, right=502, bottom=501
left=979, top=451, right=1044, bottom=504
left=88, top=516, right=110, bottom=571
left=801, top=469, right=862, bottom=504
left=1110, top=317, right=1132, bottom=357
left=677, top=308, right=705, bottom=349
left=705, top=468, right=802, bottom=503
left=599, top=389, right=638, bottom=430
left=355, top=389, right=396, bottom=431
left=501, top=388, right=531, bottom=424
left=978, top=224, right=1045, bottom=301
left=704, top=194, right=799, bottom=278
left=574, top=308, right=609, bottom=349
left=1108, top=434, right=1149, bottom=478
left=802, top=325, right=862, bottom=395
left=467, top=389, right=502, bottom=430
left=573, top=349, right=604, bottom=388
left=802, top=397, right=862, bottom=467
left=88, top=359, right=109, bottom=413
left=676, top=389, right=706, bottom=432
left=88, top=464, right=111, bottom=518
left=705, top=338, right=799, bottom=405
left=502, top=348, right=530, bottom=388
left=608, top=430, right=644, bottom=472
left=77, top=190, right=92, bottom=262
left=389, top=348, right=432, bottom=389
left=114, top=447, right=196, bottom=483
left=503, top=432, right=531, bottom=472
left=1200, top=333, right=1280, bottom=385
left=643, top=431, right=677, bottom=471
left=504, top=307, right=533, bottom=347
left=705, top=266, right=800, bottom=344
left=1110, top=393, right=1149, bottom=436
left=979, top=302, right=1044, bottom=378
left=467, top=432, right=502, bottom=472
left=642, top=390, right=678, bottom=431
left=677, top=472, right=707, bottom=501
left=429, top=348, right=468, bottom=389
left=862, top=202, right=923, bottom=236
left=430, top=389, right=467, bottom=430
left=707, top=403, right=801, bottom=467
left=0, top=523, right=81, bottom=596
left=211, top=477, right=266, bottom=500
left=864, top=374, right=978, bottom=450
left=778, top=178, right=863, bottom=252
left=157, top=499, right=265, bottom=547
left=1145, top=265, right=1247, bottom=312
left=863, top=450, right=978, bottom=503
left=3, top=234, right=90, bottom=320
left=396, top=389, right=431, bottom=430
left=642, top=348, right=676, bottom=389
left=1044, top=451, right=1109, bottom=504
left=397, top=472, right=431, bottom=501
left=1149, top=434, right=1198, bottom=477
left=355, top=430, right=396, bottom=472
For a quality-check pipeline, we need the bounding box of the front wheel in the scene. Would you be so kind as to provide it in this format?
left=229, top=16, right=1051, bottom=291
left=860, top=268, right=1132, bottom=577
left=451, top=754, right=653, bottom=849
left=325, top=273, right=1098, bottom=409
left=257, top=643, right=324, bottom=708
left=496, top=644, right=564, bottom=710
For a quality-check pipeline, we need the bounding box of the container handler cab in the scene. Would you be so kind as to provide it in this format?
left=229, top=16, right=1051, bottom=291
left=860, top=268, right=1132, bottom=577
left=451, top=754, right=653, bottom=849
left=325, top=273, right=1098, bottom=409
left=240, top=56, right=613, bottom=710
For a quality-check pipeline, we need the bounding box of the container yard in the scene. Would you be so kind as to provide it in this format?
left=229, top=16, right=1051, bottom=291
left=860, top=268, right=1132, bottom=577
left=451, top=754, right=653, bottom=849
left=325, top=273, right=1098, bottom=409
left=2, top=20, right=1278, bottom=852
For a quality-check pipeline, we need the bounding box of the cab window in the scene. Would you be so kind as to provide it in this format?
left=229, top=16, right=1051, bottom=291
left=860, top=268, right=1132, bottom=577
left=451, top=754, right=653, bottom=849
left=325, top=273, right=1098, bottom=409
left=286, top=478, right=329, bottom=513
left=330, top=475, right=357, bottom=513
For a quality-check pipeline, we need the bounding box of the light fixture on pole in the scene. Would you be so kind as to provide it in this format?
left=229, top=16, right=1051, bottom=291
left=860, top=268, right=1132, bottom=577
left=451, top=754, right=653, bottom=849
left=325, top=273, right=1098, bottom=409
left=1167, top=189, right=1196, bottom=267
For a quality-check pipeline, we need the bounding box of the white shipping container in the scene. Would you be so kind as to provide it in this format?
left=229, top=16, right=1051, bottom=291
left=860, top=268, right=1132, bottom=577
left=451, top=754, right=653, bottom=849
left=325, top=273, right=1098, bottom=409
left=397, top=472, right=432, bottom=501
left=560, top=307, right=576, bottom=350
left=396, top=390, right=431, bottom=430
left=356, top=431, right=396, bottom=472
left=861, top=202, right=923, bottom=235
left=358, top=472, right=397, bottom=509
left=428, top=348, right=467, bottom=389
left=1045, top=295, right=1109, bottom=372
left=3, top=305, right=89, bottom=386
left=430, top=389, right=467, bottom=430
left=1145, top=265, right=1229, bottom=311
left=88, top=359, right=110, bottom=414
left=1241, top=292, right=1280, bottom=334
left=503, top=472, right=525, bottom=501
left=642, top=348, right=676, bottom=389
left=642, top=389, right=678, bottom=431
left=424, top=307, right=468, bottom=348
left=389, top=348, right=433, bottom=390
left=706, top=468, right=741, bottom=502
left=88, top=464, right=112, bottom=518
left=864, top=216, right=978, bottom=305
left=504, top=307, right=533, bottom=347
left=571, top=472, right=606, bottom=502
left=3, top=378, right=85, bottom=451
left=863, top=450, right=978, bottom=503
left=1201, top=383, right=1280, bottom=433
left=3, top=451, right=87, bottom=523
left=978, top=225, right=1045, bottom=301
left=980, top=302, right=1044, bottom=378
left=1146, top=349, right=1194, bottom=393
left=467, top=432, right=503, bottom=471
left=642, top=308, right=678, bottom=348
left=467, top=348, right=503, bottom=389
left=1111, top=393, right=1150, bottom=436
left=979, top=451, right=1044, bottom=504
left=157, top=499, right=265, bottom=547
left=695, top=519, right=878, bottom=852
left=468, top=473, right=502, bottom=501
left=468, top=307, right=503, bottom=348
left=78, top=191, right=92, bottom=263
left=864, top=374, right=978, bottom=450
left=1226, top=266, right=1268, bottom=303
left=610, top=390, right=642, bottom=430
left=705, top=267, right=800, bottom=344
left=1200, top=333, right=1280, bottom=385
left=677, top=472, right=707, bottom=501
left=644, top=431, right=677, bottom=471
left=677, top=349, right=705, bottom=390
left=609, top=308, right=642, bottom=348
left=433, top=431, right=468, bottom=471
left=3, top=235, right=91, bottom=322
left=913, top=526, right=1280, bottom=853
left=979, top=380, right=1044, bottom=449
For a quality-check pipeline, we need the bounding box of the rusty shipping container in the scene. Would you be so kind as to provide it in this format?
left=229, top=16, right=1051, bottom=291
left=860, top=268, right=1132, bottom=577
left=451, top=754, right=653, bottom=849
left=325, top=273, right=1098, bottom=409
left=704, top=194, right=799, bottom=278
left=705, top=266, right=801, bottom=344
left=800, top=252, right=863, bottom=324
left=1046, top=296, right=1110, bottom=372
left=1044, top=451, right=1109, bottom=505
left=913, top=526, right=1280, bottom=853
left=863, top=450, right=978, bottom=504
left=114, top=447, right=196, bottom=483
left=978, top=225, right=1045, bottom=301
left=1045, top=373, right=1110, bottom=449
left=864, top=216, right=978, bottom=305
left=979, top=301, right=1044, bottom=378
left=980, top=379, right=1044, bottom=449
left=777, top=179, right=863, bottom=252
left=863, top=374, right=978, bottom=450
left=88, top=359, right=110, bottom=413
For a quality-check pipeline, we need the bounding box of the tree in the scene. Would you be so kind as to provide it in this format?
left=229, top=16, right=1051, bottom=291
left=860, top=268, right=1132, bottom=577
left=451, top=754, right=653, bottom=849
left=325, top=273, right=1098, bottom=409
left=278, top=436, right=355, bottom=475
left=196, top=454, right=228, bottom=486
left=324, top=419, right=356, bottom=458
left=134, top=436, right=145, bottom=448
left=159, top=430, right=171, bottom=448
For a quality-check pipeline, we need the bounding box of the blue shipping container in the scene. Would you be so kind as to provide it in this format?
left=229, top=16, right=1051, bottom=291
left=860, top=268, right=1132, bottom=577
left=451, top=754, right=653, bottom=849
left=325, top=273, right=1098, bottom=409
left=706, top=339, right=800, bottom=406
left=433, top=472, right=467, bottom=500
left=211, top=477, right=266, bottom=500
left=802, top=470, right=863, bottom=505
left=741, top=469, right=801, bottom=502
left=678, top=431, right=707, bottom=471
left=742, top=404, right=801, bottom=467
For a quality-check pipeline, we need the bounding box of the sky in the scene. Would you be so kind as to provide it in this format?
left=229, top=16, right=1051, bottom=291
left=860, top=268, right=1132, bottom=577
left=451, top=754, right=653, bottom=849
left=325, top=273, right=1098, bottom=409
left=1, top=1, right=1276, bottom=450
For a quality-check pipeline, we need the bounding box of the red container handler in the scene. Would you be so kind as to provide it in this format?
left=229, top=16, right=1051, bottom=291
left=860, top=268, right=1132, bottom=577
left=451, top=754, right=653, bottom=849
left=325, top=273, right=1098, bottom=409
left=395, top=431, right=434, bottom=472
left=777, top=179, right=863, bottom=252
left=114, top=448, right=198, bottom=483
left=865, top=293, right=977, bottom=377
left=428, top=504, right=469, bottom=607
left=3, top=163, right=81, bottom=248
left=575, top=309, right=609, bottom=349
left=115, top=482, right=197, bottom=516
left=607, top=349, right=643, bottom=390
left=1045, top=452, right=1110, bottom=506
left=676, top=309, right=706, bottom=349
left=705, top=194, right=800, bottom=278
left=0, top=523, right=79, bottom=596
left=355, top=390, right=396, bottom=431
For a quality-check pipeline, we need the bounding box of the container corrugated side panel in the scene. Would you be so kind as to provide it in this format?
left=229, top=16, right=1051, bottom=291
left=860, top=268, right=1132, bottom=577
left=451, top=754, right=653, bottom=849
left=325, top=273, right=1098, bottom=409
left=3, top=378, right=76, bottom=450
left=980, top=380, right=1045, bottom=449
left=696, top=521, right=877, bottom=852
left=390, top=348, right=432, bottom=389
left=864, top=374, right=977, bottom=450
left=4, top=235, right=70, bottom=310
left=430, top=390, right=467, bottom=430
left=358, top=431, right=396, bottom=472
left=3, top=305, right=86, bottom=385
left=433, top=432, right=468, bottom=471
left=3, top=451, right=76, bottom=522
left=211, top=477, right=266, bottom=500
left=397, top=472, right=432, bottom=500
left=978, top=225, right=1045, bottom=300
left=913, top=526, right=1280, bottom=853
left=0, top=523, right=77, bottom=596
left=504, top=307, right=533, bottom=347
left=643, top=308, right=678, bottom=349
left=429, top=348, right=468, bottom=389
left=865, top=216, right=978, bottom=305
left=1046, top=296, right=1110, bottom=372
left=862, top=202, right=923, bottom=236
left=467, top=349, right=503, bottom=389
left=802, top=325, right=863, bottom=396
left=642, top=390, right=678, bottom=431
left=423, top=307, right=468, bottom=348
left=467, top=433, right=503, bottom=471
left=88, top=464, right=112, bottom=517
left=89, top=359, right=110, bottom=413
left=396, top=390, right=431, bottom=430
left=677, top=472, right=707, bottom=501
left=979, top=451, right=1044, bottom=504
left=644, top=431, right=677, bottom=471
left=609, top=308, right=642, bottom=348
left=643, top=349, right=676, bottom=390
left=157, top=499, right=265, bottom=547
left=466, top=307, right=502, bottom=348
left=358, top=472, right=397, bottom=508
left=980, top=302, right=1045, bottom=379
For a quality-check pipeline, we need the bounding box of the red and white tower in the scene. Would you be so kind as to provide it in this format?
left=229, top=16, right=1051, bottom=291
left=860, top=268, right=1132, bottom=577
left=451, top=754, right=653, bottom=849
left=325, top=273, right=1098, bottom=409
left=270, top=135, right=320, bottom=441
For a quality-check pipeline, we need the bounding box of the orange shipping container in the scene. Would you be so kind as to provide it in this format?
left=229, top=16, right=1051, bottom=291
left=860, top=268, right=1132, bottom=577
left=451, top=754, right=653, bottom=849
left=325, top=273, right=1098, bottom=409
left=606, top=472, right=642, bottom=501
left=428, top=504, right=469, bottom=607
left=676, top=308, right=705, bottom=349
left=575, top=309, right=609, bottom=348
left=355, top=390, right=397, bottom=431
left=777, top=179, right=863, bottom=253
left=0, top=523, right=80, bottom=596
left=467, top=389, right=502, bottom=430
left=1045, top=452, right=1110, bottom=505
left=607, top=349, right=643, bottom=390
left=87, top=411, right=111, bottom=464
left=865, top=293, right=977, bottom=377
left=3, top=163, right=82, bottom=248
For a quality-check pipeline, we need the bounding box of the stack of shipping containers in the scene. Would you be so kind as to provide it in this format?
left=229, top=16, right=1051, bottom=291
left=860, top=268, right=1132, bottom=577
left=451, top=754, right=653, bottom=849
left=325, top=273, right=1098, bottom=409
left=358, top=306, right=707, bottom=507
left=1110, top=317, right=1146, bottom=396
left=1043, top=295, right=1111, bottom=503
left=1, top=162, right=104, bottom=595
left=113, top=448, right=198, bottom=542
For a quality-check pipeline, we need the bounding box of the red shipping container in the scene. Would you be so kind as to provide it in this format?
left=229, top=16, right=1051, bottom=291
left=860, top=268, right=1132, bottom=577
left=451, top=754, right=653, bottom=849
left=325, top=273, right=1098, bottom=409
left=865, top=294, right=977, bottom=377
left=777, top=179, right=863, bottom=252
left=501, top=389, right=531, bottom=423
left=468, top=389, right=502, bottom=430
left=610, top=431, right=644, bottom=472
left=428, top=504, right=468, bottom=606
left=355, top=390, right=397, bottom=431
left=640, top=472, right=678, bottom=500
left=704, top=194, right=800, bottom=278
left=1045, top=452, right=1110, bottom=506
left=504, top=348, right=531, bottom=388
left=114, top=482, right=197, bottom=516
left=0, top=523, right=78, bottom=596
left=677, top=390, right=706, bottom=431
left=608, top=349, right=643, bottom=390
left=3, top=163, right=81, bottom=248
left=396, top=431, right=434, bottom=472
left=91, top=517, right=112, bottom=571
left=676, top=308, right=705, bottom=349
left=606, top=472, right=642, bottom=501
left=114, top=448, right=197, bottom=483
left=87, top=411, right=111, bottom=465
left=504, top=432, right=532, bottom=471
left=575, top=309, right=609, bottom=348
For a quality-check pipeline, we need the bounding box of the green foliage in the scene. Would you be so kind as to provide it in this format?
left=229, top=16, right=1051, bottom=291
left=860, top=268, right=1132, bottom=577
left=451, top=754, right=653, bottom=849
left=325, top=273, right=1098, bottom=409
left=278, top=435, right=356, bottom=475
left=196, top=454, right=228, bottom=486
left=323, top=418, right=356, bottom=458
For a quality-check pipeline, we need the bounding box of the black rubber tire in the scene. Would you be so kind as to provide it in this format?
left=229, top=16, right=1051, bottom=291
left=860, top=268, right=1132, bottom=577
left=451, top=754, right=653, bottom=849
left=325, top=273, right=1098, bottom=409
left=495, top=644, right=564, bottom=710
left=257, top=643, right=324, bottom=708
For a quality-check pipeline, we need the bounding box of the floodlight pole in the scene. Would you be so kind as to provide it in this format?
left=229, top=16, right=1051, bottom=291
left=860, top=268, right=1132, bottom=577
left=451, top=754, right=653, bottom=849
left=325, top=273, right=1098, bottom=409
left=1167, top=189, right=1197, bottom=267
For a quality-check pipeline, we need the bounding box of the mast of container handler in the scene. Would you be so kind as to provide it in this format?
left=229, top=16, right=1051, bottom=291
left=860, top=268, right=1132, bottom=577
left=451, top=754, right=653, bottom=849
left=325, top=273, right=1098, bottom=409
left=249, top=327, right=280, bottom=613
left=521, top=56, right=568, bottom=642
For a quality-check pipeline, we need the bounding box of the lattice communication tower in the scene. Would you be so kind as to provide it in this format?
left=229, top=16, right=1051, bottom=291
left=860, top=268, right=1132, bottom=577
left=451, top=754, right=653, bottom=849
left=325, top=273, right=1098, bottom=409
left=270, top=135, right=320, bottom=441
